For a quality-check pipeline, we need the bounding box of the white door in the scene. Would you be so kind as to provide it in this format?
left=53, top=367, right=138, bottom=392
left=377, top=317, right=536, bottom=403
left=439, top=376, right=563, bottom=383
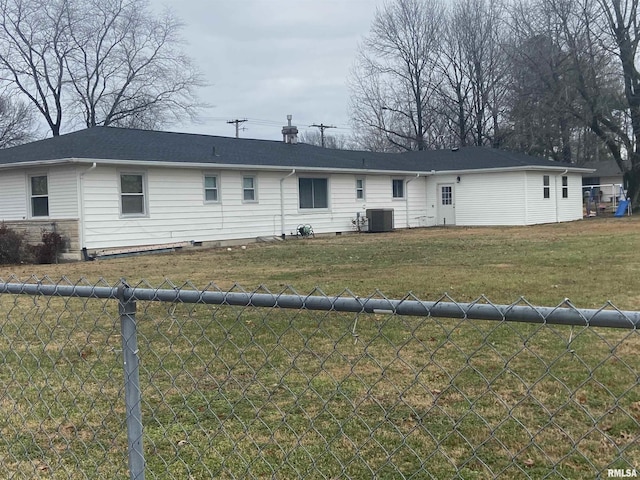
left=437, top=184, right=455, bottom=226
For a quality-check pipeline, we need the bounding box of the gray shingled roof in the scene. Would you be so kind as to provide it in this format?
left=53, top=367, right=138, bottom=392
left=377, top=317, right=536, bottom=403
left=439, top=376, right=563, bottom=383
left=580, top=159, right=624, bottom=177
left=0, top=126, right=590, bottom=173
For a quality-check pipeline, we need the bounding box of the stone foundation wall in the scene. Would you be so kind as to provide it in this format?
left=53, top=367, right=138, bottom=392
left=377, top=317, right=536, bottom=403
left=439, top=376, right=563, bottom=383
left=1, top=219, right=80, bottom=260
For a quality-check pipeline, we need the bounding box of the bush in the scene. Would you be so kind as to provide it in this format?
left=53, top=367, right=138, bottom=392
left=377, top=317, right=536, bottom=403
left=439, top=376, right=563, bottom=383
left=0, top=224, right=65, bottom=265
left=0, top=223, right=28, bottom=264
left=33, top=230, right=64, bottom=264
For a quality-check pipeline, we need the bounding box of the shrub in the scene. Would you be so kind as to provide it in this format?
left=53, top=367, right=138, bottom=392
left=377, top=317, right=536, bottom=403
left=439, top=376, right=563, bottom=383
left=33, top=230, right=65, bottom=264
left=0, top=223, right=28, bottom=264
left=0, top=224, right=65, bottom=265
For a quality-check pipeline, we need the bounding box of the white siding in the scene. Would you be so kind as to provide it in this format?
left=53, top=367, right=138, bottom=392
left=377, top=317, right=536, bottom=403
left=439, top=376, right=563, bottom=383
left=289, top=174, right=426, bottom=233
left=450, top=172, right=527, bottom=226
left=521, top=171, right=580, bottom=224
left=83, top=167, right=289, bottom=248
left=81, top=168, right=432, bottom=249
left=0, top=159, right=590, bottom=255
left=49, top=166, right=79, bottom=217
left=423, top=170, right=584, bottom=227
left=556, top=173, right=584, bottom=223
left=0, top=170, right=27, bottom=219
left=0, top=166, right=78, bottom=220
left=523, top=171, right=583, bottom=225
left=78, top=166, right=587, bottom=250
left=406, top=176, right=428, bottom=228
left=524, top=171, right=556, bottom=225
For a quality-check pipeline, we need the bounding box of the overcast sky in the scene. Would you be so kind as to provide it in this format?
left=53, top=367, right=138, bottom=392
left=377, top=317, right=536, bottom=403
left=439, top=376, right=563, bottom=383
left=148, top=0, right=382, bottom=142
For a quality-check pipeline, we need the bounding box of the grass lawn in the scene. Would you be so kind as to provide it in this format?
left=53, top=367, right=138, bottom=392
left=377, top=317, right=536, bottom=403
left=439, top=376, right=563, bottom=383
left=0, top=217, right=639, bottom=478
left=2, top=216, right=640, bottom=308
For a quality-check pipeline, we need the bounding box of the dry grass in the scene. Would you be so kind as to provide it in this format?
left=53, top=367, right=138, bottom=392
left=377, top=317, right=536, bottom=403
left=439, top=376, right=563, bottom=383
left=0, top=217, right=639, bottom=478
left=2, top=216, right=640, bottom=307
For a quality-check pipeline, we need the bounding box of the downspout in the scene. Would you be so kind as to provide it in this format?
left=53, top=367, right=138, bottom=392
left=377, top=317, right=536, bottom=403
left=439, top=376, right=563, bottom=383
left=405, top=173, right=420, bottom=228
left=555, top=169, right=568, bottom=223
left=524, top=173, right=529, bottom=225
left=280, top=169, right=296, bottom=238
left=79, top=162, right=97, bottom=259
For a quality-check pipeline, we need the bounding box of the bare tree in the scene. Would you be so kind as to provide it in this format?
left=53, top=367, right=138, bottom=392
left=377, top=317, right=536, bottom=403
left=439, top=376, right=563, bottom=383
left=298, top=129, right=352, bottom=150
left=503, top=30, right=581, bottom=161
left=349, top=0, right=444, bottom=151
left=437, top=11, right=474, bottom=147
left=0, top=94, right=36, bottom=147
left=0, top=0, right=204, bottom=136
left=66, top=0, right=203, bottom=129
left=450, top=0, right=509, bottom=147
left=598, top=0, right=640, bottom=204
left=507, top=0, right=640, bottom=201
left=436, top=0, right=510, bottom=148
left=0, top=0, right=70, bottom=136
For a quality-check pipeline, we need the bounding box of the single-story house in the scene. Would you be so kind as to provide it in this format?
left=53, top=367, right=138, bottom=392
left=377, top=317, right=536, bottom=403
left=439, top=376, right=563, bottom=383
left=0, top=126, right=592, bottom=260
left=581, top=159, right=625, bottom=203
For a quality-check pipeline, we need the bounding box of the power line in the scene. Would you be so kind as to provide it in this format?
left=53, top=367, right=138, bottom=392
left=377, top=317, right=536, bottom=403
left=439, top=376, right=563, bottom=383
left=310, top=123, right=337, bottom=148
left=203, top=116, right=350, bottom=129
left=227, top=119, right=247, bottom=138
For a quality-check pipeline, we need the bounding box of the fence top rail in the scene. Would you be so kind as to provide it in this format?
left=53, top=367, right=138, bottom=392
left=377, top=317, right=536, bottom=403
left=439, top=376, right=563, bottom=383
left=0, top=281, right=638, bottom=329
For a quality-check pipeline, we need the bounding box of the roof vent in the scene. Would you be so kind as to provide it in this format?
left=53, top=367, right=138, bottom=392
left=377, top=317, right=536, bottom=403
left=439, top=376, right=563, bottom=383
left=282, top=115, right=299, bottom=144
left=451, top=147, right=459, bottom=152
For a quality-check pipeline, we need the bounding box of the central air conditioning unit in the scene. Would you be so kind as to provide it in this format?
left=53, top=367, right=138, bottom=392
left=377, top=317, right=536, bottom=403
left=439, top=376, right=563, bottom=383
left=366, top=209, right=394, bottom=232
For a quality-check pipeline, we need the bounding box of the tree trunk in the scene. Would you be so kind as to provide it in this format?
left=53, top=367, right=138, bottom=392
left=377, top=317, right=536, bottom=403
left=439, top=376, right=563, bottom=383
left=624, top=154, right=640, bottom=207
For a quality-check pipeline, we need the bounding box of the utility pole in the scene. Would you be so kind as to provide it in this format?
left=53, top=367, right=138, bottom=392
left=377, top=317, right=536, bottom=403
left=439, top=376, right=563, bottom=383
left=227, top=119, right=247, bottom=138
left=310, top=123, right=336, bottom=148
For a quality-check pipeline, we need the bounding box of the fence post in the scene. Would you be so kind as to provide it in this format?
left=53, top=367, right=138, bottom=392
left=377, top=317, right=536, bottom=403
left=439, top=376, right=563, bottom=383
left=118, top=282, right=145, bottom=480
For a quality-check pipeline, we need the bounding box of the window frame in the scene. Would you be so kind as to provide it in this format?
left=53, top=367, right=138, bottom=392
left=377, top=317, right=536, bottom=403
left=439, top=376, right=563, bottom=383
left=355, top=177, right=365, bottom=201
left=242, top=175, right=257, bottom=203
left=392, top=178, right=405, bottom=199
left=299, top=177, right=329, bottom=210
left=441, top=185, right=453, bottom=205
left=119, top=172, right=148, bottom=217
left=204, top=173, right=220, bottom=203
left=562, top=175, right=568, bottom=199
left=29, top=174, right=49, bottom=218
left=543, top=175, right=550, bottom=199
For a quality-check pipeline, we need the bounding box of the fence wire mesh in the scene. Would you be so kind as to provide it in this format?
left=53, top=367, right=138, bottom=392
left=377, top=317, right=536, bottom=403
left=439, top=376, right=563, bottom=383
left=0, top=277, right=638, bottom=479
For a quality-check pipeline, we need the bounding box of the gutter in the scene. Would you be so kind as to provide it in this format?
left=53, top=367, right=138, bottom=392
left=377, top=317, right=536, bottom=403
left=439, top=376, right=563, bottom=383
left=280, top=169, right=296, bottom=237
left=430, top=165, right=595, bottom=175
left=0, top=157, right=435, bottom=176
left=0, top=157, right=596, bottom=177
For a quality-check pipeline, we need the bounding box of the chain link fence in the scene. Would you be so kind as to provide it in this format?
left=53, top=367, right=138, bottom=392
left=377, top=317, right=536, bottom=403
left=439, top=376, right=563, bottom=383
left=0, top=277, right=638, bottom=479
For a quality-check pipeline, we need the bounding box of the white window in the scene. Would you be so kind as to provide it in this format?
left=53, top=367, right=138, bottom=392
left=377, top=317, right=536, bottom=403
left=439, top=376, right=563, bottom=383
left=299, top=178, right=328, bottom=209
left=543, top=175, right=550, bottom=199
left=30, top=175, right=49, bottom=217
left=562, top=176, right=568, bottom=198
left=204, top=175, right=219, bottom=202
left=392, top=179, right=405, bottom=199
left=356, top=178, right=365, bottom=200
left=120, top=173, right=146, bottom=216
left=243, top=176, right=256, bottom=202
left=442, top=185, right=453, bottom=205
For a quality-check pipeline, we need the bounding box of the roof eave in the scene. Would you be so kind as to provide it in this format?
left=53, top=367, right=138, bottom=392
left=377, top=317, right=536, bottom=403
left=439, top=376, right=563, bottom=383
left=0, top=158, right=81, bottom=169
left=0, top=157, right=596, bottom=175
left=0, top=157, right=434, bottom=175
left=76, top=159, right=599, bottom=175
left=433, top=165, right=596, bottom=175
